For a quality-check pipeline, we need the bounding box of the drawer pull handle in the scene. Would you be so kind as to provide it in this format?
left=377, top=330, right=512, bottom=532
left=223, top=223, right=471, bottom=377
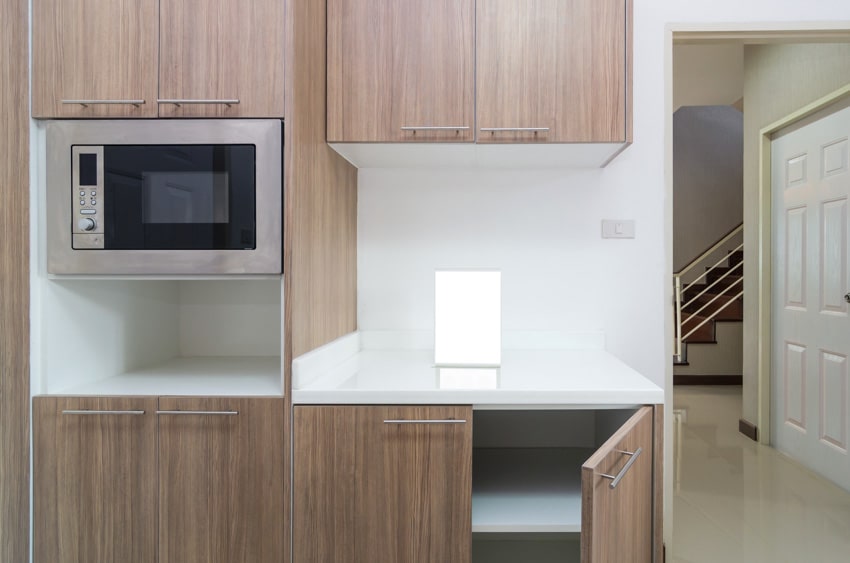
left=383, top=419, right=467, bottom=424
left=62, top=410, right=145, bottom=415
left=155, top=410, right=239, bottom=416
left=599, top=447, right=642, bottom=489
left=400, top=126, right=470, bottom=131
left=157, top=99, right=240, bottom=107
left=480, top=127, right=550, bottom=133
left=62, top=100, right=145, bottom=107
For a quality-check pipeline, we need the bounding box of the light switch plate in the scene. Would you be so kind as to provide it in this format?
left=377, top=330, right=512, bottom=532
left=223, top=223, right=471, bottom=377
left=601, top=219, right=636, bottom=239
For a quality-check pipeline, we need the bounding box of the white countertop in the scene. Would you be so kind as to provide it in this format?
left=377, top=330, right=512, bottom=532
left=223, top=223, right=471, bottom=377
left=292, top=332, right=662, bottom=407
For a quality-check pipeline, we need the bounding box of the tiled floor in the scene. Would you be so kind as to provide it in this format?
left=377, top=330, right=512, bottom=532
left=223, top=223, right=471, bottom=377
left=671, top=386, right=850, bottom=563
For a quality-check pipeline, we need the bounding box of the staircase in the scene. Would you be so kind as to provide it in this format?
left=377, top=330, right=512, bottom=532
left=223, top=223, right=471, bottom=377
left=673, top=225, right=744, bottom=380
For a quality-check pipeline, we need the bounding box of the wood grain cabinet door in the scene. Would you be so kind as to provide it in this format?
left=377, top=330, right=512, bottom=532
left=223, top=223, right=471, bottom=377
left=476, top=0, right=629, bottom=144
left=581, top=406, right=654, bottom=563
left=33, top=396, right=157, bottom=563
left=157, top=397, right=285, bottom=563
left=32, top=0, right=158, bottom=118
left=158, top=0, right=284, bottom=117
left=294, top=405, right=472, bottom=563
left=327, top=0, right=475, bottom=142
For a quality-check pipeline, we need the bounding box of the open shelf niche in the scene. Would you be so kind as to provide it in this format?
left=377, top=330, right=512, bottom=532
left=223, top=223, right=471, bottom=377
left=36, top=278, right=283, bottom=396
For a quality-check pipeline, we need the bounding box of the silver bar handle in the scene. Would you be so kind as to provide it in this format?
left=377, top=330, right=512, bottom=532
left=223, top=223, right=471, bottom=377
left=62, top=410, right=146, bottom=415
left=480, top=127, right=550, bottom=132
left=62, top=100, right=145, bottom=107
left=599, top=447, right=642, bottom=489
left=383, top=419, right=467, bottom=424
left=157, top=99, right=240, bottom=107
left=401, top=126, right=470, bottom=131
left=156, top=410, right=239, bottom=416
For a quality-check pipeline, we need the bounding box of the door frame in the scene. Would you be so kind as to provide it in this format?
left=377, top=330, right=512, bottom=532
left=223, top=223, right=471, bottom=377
left=756, top=83, right=850, bottom=444
left=665, top=24, right=850, bottom=451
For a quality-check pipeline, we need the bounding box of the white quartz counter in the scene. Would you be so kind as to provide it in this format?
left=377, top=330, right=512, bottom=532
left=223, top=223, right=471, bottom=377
left=292, top=332, right=662, bottom=407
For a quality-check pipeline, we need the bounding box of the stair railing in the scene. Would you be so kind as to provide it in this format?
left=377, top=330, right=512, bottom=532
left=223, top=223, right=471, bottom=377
left=674, top=224, right=744, bottom=362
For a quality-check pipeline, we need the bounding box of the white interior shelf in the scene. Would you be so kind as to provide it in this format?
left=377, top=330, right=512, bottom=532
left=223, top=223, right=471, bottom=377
left=55, top=356, right=282, bottom=397
left=472, top=447, right=593, bottom=534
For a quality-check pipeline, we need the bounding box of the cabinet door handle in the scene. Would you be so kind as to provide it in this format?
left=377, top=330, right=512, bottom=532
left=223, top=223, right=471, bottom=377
left=62, top=99, right=145, bottom=107
left=155, top=410, right=239, bottom=416
left=479, top=127, right=550, bottom=133
left=383, top=419, right=467, bottom=424
left=599, top=447, right=642, bottom=489
left=62, top=410, right=146, bottom=415
left=400, top=126, right=470, bottom=131
left=157, top=99, right=240, bottom=107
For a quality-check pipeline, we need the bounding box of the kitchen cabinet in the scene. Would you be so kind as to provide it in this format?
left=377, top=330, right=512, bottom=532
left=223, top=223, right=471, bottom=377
left=158, top=0, right=284, bottom=117
left=158, top=397, right=285, bottom=563
left=32, top=0, right=284, bottom=118
left=33, top=397, right=158, bottom=563
left=33, top=396, right=285, bottom=563
left=327, top=0, right=475, bottom=142
left=293, top=405, right=473, bottom=563
left=476, top=0, right=629, bottom=143
left=294, top=404, right=660, bottom=563
left=32, top=0, right=158, bottom=118
left=326, top=0, right=630, bottom=146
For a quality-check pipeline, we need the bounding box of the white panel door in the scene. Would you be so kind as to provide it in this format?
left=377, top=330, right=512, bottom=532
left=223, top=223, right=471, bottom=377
left=772, top=103, right=850, bottom=491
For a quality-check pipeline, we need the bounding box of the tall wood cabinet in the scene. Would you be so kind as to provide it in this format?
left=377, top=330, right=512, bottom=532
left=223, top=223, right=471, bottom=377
left=33, top=396, right=285, bottom=563
left=32, top=0, right=284, bottom=118
left=327, top=0, right=475, bottom=142
left=293, top=405, right=473, bottom=563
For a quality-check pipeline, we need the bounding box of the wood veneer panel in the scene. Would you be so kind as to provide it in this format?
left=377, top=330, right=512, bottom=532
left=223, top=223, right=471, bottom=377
left=327, top=0, right=474, bottom=142
left=285, top=0, right=358, bottom=361
left=0, top=0, right=29, bottom=558
left=157, top=397, right=285, bottom=563
left=33, top=397, right=157, bottom=563
left=581, top=406, right=653, bottom=563
left=32, top=0, right=158, bottom=118
left=158, top=0, right=284, bottom=117
left=293, top=406, right=472, bottom=563
left=476, top=0, right=627, bottom=143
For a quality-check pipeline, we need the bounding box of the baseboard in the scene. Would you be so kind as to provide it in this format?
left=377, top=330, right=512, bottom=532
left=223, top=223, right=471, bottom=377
left=673, top=375, right=743, bottom=385
left=739, top=418, right=758, bottom=441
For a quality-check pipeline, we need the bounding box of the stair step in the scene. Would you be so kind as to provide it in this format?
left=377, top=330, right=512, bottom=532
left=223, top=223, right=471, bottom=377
left=681, top=313, right=716, bottom=343
left=727, top=249, right=744, bottom=267
left=682, top=293, right=743, bottom=320
left=705, top=267, right=743, bottom=284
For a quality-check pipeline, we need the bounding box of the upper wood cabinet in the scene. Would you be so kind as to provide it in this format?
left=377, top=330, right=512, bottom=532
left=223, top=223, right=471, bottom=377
left=33, top=397, right=157, bottom=563
left=476, top=0, right=629, bottom=143
left=32, top=0, right=158, bottom=118
left=327, top=0, right=475, bottom=142
left=33, top=0, right=284, bottom=118
left=293, top=405, right=473, bottom=563
left=158, top=0, right=285, bottom=117
left=158, top=397, right=285, bottom=563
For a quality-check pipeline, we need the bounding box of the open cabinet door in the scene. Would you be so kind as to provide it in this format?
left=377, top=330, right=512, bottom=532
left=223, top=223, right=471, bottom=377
left=581, top=406, right=654, bottom=563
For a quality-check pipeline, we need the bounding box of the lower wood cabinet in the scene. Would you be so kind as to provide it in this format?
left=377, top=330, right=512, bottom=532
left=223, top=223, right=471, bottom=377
left=33, top=396, right=285, bottom=563
left=294, top=404, right=662, bottom=563
left=293, top=405, right=473, bottom=563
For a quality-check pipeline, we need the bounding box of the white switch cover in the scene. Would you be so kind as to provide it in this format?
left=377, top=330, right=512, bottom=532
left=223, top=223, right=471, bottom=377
left=601, top=219, right=636, bottom=239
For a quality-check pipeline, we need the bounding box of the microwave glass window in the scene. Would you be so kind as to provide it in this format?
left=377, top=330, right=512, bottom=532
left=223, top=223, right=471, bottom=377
left=92, top=144, right=256, bottom=250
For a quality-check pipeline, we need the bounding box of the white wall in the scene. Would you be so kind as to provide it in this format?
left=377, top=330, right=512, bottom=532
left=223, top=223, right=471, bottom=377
left=673, top=44, right=744, bottom=111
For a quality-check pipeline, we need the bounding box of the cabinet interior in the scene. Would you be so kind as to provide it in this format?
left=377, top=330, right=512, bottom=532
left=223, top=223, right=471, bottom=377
left=38, top=278, right=282, bottom=396
left=471, top=408, right=637, bottom=560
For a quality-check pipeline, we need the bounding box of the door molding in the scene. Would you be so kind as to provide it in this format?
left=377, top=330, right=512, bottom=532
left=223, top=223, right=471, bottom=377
left=757, top=83, right=850, bottom=444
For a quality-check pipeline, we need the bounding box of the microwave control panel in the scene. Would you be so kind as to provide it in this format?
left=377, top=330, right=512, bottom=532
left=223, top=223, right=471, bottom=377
left=71, top=146, right=105, bottom=249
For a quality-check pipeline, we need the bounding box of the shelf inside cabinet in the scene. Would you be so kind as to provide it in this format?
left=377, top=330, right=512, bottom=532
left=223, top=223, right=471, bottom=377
left=472, top=447, right=593, bottom=534
left=55, top=356, right=282, bottom=397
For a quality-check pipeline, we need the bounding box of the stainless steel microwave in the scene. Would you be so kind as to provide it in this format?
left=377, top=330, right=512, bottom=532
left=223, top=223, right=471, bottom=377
left=46, top=120, right=282, bottom=275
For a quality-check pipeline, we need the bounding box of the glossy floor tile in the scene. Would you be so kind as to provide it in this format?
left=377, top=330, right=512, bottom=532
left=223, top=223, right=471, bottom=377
left=672, top=386, right=850, bottom=563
